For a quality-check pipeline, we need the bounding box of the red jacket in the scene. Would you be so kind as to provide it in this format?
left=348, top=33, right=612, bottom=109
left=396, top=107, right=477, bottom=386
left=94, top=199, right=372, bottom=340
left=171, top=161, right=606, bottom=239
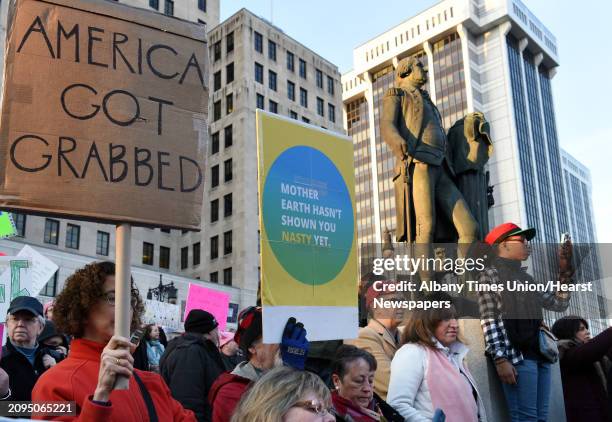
left=31, top=338, right=196, bottom=421
left=208, top=372, right=251, bottom=422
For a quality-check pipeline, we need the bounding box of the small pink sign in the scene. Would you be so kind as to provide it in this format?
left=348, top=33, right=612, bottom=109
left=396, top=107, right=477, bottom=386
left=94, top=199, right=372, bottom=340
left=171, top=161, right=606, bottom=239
left=183, top=284, right=230, bottom=331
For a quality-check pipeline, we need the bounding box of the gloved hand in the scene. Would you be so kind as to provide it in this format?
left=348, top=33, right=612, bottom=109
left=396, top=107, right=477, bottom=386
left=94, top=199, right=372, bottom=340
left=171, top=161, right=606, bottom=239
left=280, top=317, right=309, bottom=370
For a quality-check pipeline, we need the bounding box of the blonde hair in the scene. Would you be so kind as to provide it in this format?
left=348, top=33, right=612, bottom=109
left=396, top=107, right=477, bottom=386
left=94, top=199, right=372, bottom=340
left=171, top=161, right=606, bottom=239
left=231, top=367, right=331, bottom=422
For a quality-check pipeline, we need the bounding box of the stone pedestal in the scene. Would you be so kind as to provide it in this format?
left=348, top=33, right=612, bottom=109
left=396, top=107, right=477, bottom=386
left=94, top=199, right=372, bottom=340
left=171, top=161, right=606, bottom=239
left=460, top=319, right=567, bottom=421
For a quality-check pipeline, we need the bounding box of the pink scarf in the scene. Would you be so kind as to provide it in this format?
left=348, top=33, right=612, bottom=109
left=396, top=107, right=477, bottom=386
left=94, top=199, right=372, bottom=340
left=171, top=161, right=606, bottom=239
left=425, top=347, right=478, bottom=422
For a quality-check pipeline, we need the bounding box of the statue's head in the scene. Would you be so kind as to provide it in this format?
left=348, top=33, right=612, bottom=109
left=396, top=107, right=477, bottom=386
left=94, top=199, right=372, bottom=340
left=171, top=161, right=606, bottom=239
left=395, top=57, right=428, bottom=88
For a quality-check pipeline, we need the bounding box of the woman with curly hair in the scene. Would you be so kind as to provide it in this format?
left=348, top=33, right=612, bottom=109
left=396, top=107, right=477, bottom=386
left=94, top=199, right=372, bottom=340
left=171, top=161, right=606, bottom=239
left=31, top=261, right=196, bottom=421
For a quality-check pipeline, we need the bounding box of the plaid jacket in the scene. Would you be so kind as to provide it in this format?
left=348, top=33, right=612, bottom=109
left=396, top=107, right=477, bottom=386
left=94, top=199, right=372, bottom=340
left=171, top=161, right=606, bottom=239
left=478, top=265, right=571, bottom=365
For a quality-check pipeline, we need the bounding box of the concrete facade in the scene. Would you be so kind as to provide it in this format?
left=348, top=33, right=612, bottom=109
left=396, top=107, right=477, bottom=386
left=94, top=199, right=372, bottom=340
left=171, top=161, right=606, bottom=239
left=204, top=9, right=344, bottom=306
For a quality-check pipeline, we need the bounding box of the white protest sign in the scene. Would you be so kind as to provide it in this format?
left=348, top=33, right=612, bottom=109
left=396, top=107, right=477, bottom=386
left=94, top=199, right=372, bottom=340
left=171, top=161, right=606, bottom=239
left=0, top=245, right=58, bottom=316
left=143, top=299, right=181, bottom=330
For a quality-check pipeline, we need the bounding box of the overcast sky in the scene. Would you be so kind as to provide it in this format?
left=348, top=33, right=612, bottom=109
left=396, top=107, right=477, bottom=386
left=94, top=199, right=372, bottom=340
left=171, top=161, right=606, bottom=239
left=221, top=0, right=612, bottom=242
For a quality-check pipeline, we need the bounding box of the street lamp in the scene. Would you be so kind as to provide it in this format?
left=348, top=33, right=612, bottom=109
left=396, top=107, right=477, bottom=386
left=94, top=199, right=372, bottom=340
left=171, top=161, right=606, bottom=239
left=147, top=274, right=178, bottom=303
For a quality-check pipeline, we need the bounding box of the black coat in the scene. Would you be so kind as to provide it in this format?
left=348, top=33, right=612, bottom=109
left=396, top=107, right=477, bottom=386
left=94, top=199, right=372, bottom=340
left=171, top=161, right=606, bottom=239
left=558, top=328, right=612, bottom=422
left=0, top=341, right=48, bottom=401
left=159, top=333, right=225, bottom=422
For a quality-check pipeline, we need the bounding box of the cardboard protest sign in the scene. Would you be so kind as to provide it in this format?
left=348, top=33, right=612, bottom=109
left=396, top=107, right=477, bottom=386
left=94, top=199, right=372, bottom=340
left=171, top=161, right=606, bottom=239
left=184, top=283, right=230, bottom=331
left=143, top=299, right=181, bottom=330
left=0, top=0, right=208, bottom=229
left=256, top=111, right=358, bottom=342
left=0, top=212, right=16, bottom=239
left=0, top=245, right=58, bottom=316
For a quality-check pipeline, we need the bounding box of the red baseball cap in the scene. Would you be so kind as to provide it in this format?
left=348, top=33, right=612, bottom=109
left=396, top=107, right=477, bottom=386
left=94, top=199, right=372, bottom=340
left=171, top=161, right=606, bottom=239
left=485, top=222, right=536, bottom=246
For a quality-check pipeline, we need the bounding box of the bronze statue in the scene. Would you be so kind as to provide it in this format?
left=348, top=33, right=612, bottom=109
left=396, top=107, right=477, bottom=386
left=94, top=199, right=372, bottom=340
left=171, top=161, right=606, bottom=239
left=380, top=57, right=478, bottom=245
left=447, top=112, right=493, bottom=239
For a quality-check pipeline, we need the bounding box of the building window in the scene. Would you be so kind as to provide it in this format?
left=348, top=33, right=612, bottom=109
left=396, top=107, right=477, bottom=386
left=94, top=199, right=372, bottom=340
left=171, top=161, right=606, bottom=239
left=290, top=110, right=298, bottom=120
left=159, top=246, right=170, bottom=269
left=213, top=71, right=221, bottom=91
left=12, top=213, right=26, bottom=237
left=226, top=31, right=234, bottom=54
left=223, top=267, right=232, bottom=286
left=181, top=246, right=188, bottom=269
left=210, top=271, right=218, bottom=283
left=316, top=69, right=323, bottom=88
left=255, top=62, right=263, bottom=83
left=287, top=80, right=295, bottom=101
left=300, top=88, right=308, bottom=108
left=198, top=0, right=206, bottom=12
left=211, top=131, right=219, bottom=154
left=193, top=242, right=201, bottom=266
left=269, top=100, right=278, bottom=114
left=211, top=198, right=219, bottom=222
left=269, top=70, right=277, bottom=91
left=142, top=242, right=154, bottom=265
left=268, top=40, right=276, bottom=61
left=41, top=272, right=58, bottom=297
left=224, top=193, right=233, bottom=217
left=327, top=76, right=335, bottom=95
left=224, top=159, right=233, bottom=182
left=226, top=93, right=233, bottom=114
left=317, top=97, right=324, bottom=117
left=256, top=93, right=264, bottom=109
left=210, top=236, right=219, bottom=259
left=213, top=100, right=221, bottom=121
left=96, top=231, right=109, bottom=256
left=44, top=219, right=59, bottom=245
left=224, top=125, right=233, bottom=148
left=164, top=0, right=174, bottom=16
left=64, top=224, right=80, bottom=249
left=254, top=31, right=263, bottom=53
left=149, top=0, right=159, bottom=10
left=302, top=116, right=310, bottom=124
left=226, top=62, right=234, bottom=84
left=328, top=104, right=336, bottom=123
left=223, top=231, right=232, bottom=255
left=211, top=165, right=219, bottom=188
left=213, top=41, right=221, bottom=62
left=287, top=51, right=295, bottom=71
left=299, top=59, right=307, bottom=79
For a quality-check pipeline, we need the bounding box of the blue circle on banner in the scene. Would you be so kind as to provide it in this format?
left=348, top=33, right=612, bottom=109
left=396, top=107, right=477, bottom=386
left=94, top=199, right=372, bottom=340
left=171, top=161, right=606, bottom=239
left=263, top=145, right=353, bottom=285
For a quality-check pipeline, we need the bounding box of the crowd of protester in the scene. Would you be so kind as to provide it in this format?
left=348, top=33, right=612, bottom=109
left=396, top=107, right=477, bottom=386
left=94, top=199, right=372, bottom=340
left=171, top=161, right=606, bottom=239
left=0, top=221, right=610, bottom=421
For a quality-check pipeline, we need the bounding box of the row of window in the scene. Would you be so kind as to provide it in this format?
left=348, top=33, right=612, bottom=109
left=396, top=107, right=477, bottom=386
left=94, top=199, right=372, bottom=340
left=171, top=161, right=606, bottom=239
left=209, top=267, right=232, bottom=286
left=180, top=242, right=201, bottom=269
left=210, top=194, right=232, bottom=222
left=210, top=231, right=233, bottom=259
left=35, top=216, right=110, bottom=255
left=212, top=93, right=233, bottom=121
left=254, top=62, right=336, bottom=122
left=212, top=31, right=234, bottom=62
left=211, top=125, right=233, bottom=155
left=253, top=31, right=335, bottom=95
left=210, top=159, right=232, bottom=188
left=213, top=63, right=234, bottom=91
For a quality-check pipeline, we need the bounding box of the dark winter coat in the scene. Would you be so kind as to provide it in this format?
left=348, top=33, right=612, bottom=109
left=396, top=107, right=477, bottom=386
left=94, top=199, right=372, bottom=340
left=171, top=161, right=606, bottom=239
left=160, top=333, right=225, bottom=422
left=0, top=340, right=48, bottom=401
left=558, top=327, right=612, bottom=422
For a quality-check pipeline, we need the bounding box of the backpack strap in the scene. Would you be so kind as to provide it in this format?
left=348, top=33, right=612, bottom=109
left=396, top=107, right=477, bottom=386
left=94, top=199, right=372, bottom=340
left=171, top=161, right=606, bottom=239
left=133, top=372, right=159, bottom=422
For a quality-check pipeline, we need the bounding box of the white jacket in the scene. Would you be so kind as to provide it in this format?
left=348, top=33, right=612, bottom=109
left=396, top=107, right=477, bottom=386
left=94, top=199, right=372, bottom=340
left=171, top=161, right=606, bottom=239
left=387, top=341, right=488, bottom=422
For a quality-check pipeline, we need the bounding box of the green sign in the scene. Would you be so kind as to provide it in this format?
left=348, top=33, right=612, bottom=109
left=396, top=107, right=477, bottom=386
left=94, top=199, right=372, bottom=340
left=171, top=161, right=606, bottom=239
left=0, top=212, right=17, bottom=239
